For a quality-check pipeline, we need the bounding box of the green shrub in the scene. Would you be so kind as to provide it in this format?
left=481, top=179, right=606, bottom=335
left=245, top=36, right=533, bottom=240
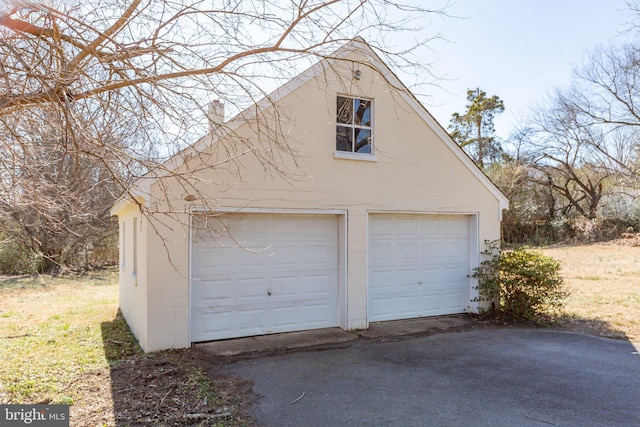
left=473, top=241, right=567, bottom=321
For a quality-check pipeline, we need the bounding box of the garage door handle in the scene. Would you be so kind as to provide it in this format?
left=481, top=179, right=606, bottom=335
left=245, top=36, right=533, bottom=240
left=417, top=280, right=423, bottom=285
left=268, top=290, right=272, bottom=296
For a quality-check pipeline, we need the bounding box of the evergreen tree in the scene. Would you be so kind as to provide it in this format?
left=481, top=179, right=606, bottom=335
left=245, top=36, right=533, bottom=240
left=449, top=89, right=505, bottom=169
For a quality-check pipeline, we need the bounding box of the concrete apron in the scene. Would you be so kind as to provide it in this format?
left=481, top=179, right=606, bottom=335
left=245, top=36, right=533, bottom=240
left=195, top=314, right=473, bottom=356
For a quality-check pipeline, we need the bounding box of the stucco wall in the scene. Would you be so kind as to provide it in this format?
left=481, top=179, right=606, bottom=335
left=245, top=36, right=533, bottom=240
left=133, top=49, right=504, bottom=351
left=116, top=203, right=148, bottom=350
left=144, top=212, right=190, bottom=351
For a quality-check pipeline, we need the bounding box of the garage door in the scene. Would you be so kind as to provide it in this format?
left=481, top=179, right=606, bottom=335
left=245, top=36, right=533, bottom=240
left=368, top=214, right=470, bottom=322
left=190, top=213, right=340, bottom=342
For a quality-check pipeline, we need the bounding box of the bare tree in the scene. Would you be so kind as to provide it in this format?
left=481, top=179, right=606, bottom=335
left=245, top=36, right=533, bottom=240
left=0, top=0, right=448, bottom=269
left=529, top=92, right=615, bottom=220
left=556, top=43, right=640, bottom=181
left=1, top=107, right=122, bottom=271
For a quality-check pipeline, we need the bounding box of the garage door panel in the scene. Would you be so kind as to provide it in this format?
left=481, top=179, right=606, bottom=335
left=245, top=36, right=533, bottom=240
left=304, top=245, right=336, bottom=266
left=302, top=218, right=336, bottom=237
left=369, top=239, right=393, bottom=265
left=419, top=217, right=441, bottom=234
left=419, top=242, right=440, bottom=259
left=269, top=306, right=300, bottom=330
left=443, top=216, right=469, bottom=235
left=369, top=270, right=395, bottom=292
left=271, top=301, right=335, bottom=328
left=396, top=218, right=419, bottom=235
left=444, top=267, right=467, bottom=283
left=421, top=270, right=444, bottom=285
left=270, top=275, right=299, bottom=297
left=191, top=214, right=340, bottom=342
left=195, top=311, right=234, bottom=338
left=392, top=269, right=413, bottom=286
left=193, top=308, right=269, bottom=341
left=304, top=274, right=336, bottom=295
left=369, top=298, right=392, bottom=318
left=422, top=295, right=441, bottom=311
left=371, top=216, right=394, bottom=234
left=234, top=309, right=268, bottom=334
left=236, top=277, right=268, bottom=299
left=192, top=279, right=234, bottom=306
left=272, top=222, right=300, bottom=239
left=397, top=242, right=419, bottom=261
left=369, top=214, right=470, bottom=322
left=441, top=240, right=468, bottom=257
left=443, top=292, right=465, bottom=309
left=396, top=295, right=418, bottom=312
left=304, top=307, right=337, bottom=327
left=194, top=246, right=232, bottom=269
left=236, top=247, right=272, bottom=267
left=272, top=246, right=298, bottom=266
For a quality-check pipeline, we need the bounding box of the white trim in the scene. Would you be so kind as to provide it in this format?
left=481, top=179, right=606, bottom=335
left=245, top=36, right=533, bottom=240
left=367, top=209, right=479, bottom=216
left=468, top=214, right=480, bottom=313
left=338, top=213, right=348, bottom=330
left=334, top=151, right=378, bottom=162
left=190, top=206, right=347, bottom=216
left=121, top=219, right=126, bottom=272
left=364, top=211, right=370, bottom=329
left=188, top=213, right=194, bottom=343
left=110, top=195, right=146, bottom=217
left=336, top=94, right=375, bottom=155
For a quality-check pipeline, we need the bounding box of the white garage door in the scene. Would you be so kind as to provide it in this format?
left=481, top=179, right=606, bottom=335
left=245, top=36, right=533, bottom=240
left=368, top=214, right=470, bottom=322
left=190, top=213, right=340, bottom=342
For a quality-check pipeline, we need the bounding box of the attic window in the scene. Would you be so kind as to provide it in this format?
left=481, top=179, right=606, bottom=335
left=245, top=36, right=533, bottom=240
left=336, top=96, right=373, bottom=155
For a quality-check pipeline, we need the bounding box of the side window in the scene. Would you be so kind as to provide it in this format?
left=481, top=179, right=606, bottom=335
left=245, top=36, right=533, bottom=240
left=121, top=221, right=126, bottom=272
left=132, top=217, right=138, bottom=275
left=336, top=96, right=373, bottom=154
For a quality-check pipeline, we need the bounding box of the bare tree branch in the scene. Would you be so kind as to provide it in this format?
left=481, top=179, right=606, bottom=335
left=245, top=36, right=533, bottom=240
left=0, top=0, right=448, bottom=270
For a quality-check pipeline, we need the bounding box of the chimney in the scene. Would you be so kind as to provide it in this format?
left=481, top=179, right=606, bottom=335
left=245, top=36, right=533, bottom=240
left=207, top=100, right=225, bottom=131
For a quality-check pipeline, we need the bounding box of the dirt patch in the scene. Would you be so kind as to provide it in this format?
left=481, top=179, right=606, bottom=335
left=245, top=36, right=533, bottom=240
left=68, top=349, right=256, bottom=426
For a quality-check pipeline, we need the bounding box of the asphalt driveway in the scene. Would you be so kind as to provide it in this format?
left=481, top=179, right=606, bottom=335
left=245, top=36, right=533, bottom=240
left=217, top=329, right=640, bottom=426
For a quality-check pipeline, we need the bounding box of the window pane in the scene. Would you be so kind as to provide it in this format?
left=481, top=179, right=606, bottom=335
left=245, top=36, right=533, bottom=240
left=337, top=96, right=353, bottom=124
left=336, top=125, right=353, bottom=152
left=355, top=128, right=371, bottom=153
left=354, top=99, right=371, bottom=127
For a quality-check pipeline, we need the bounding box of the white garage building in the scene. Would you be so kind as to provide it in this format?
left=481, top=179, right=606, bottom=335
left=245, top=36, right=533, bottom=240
left=111, top=39, right=508, bottom=352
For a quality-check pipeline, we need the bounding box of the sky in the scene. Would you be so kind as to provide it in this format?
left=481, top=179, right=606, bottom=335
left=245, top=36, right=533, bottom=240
left=418, top=0, right=633, bottom=141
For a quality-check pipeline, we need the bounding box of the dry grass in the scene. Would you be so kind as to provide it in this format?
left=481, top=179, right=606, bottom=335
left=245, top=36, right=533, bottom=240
left=542, top=243, right=640, bottom=342
left=0, top=271, right=251, bottom=426
left=0, top=271, right=127, bottom=405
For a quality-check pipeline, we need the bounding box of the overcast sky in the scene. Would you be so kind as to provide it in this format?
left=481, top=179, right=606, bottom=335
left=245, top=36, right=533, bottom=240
left=418, top=0, right=633, bottom=140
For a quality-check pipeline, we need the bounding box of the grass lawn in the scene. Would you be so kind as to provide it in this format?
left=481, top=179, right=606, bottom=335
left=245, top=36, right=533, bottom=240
left=0, top=271, right=131, bottom=403
left=0, top=270, right=251, bottom=426
left=1, top=243, right=638, bottom=425
left=542, top=243, right=640, bottom=342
